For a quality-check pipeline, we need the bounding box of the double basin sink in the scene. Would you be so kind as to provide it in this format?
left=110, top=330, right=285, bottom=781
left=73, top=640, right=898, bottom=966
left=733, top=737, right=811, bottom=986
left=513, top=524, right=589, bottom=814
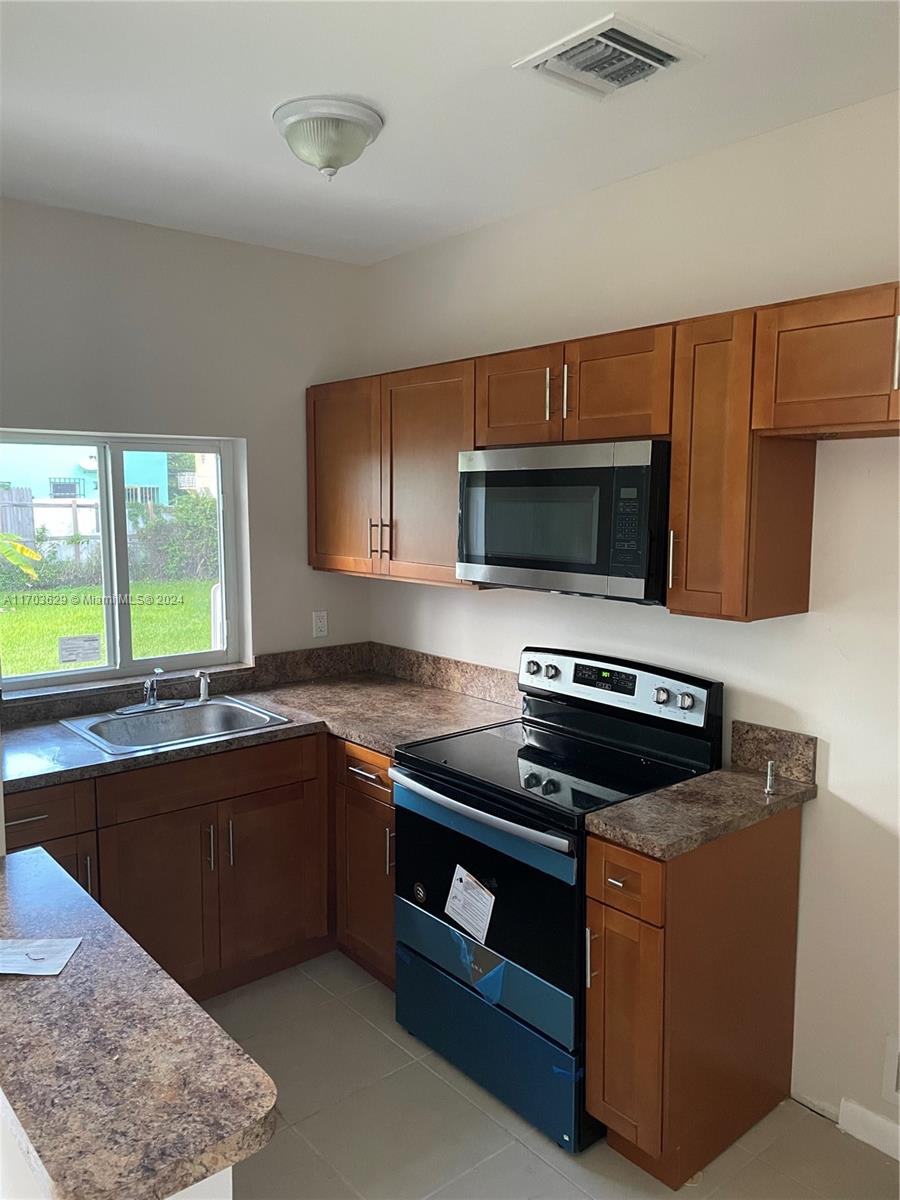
left=61, top=695, right=289, bottom=756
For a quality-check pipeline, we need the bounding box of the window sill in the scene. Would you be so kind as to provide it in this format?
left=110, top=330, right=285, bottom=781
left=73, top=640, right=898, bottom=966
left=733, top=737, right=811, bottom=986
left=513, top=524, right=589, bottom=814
left=1, top=662, right=254, bottom=706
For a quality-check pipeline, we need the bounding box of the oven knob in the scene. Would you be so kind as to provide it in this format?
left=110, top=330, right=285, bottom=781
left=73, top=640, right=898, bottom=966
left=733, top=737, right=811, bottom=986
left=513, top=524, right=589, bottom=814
left=677, top=692, right=695, bottom=710
left=523, top=772, right=541, bottom=790
left=541, top=778, right=560, bottom=796
left=652, top=687, right=670, bottom=704
left=544, top=664, right=561, bottom=680
left=525, top=659, right=541, bottom=676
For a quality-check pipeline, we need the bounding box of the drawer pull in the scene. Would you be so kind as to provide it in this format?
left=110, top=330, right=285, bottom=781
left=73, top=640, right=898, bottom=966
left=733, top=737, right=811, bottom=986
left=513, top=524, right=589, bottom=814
left=6, top=813, right=49, bottom=828
left=607, top=876, right=626, bottom=889
left=348, top=765, right=389, bottom=789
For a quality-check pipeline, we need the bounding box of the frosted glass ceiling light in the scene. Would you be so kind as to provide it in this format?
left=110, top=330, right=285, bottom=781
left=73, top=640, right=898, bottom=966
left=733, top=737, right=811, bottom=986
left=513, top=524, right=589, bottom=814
left=273, top=97, right=383, bottom=180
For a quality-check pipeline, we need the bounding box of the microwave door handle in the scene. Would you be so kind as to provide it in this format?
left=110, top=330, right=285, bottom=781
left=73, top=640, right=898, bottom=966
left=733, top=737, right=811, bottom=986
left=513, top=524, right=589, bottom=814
left=388, top=768, right=572, bottom=854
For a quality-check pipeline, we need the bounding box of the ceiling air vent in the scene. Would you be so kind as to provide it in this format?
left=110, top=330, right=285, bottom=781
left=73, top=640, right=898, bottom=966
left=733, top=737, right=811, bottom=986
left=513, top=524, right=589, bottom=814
left=513, top=14, right=699, bottom=100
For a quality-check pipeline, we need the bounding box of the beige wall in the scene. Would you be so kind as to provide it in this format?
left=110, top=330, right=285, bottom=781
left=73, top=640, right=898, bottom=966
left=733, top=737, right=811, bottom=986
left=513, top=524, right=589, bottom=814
left=0, top=93, right=897, bottom=1129
left=0, top=197, right=373, bottom=657
left=355, top=93, right=900, bottom=1125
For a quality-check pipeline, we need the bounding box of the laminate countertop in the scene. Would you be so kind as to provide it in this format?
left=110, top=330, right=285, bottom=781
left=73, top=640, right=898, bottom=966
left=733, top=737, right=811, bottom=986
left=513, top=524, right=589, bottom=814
left=0, top=846, right=276, bottom=1200
left=1, top=674, right=517, bottom=794
left=585, top=767, right=816, bottom=860
left=2, top=674, right=816, bottom=861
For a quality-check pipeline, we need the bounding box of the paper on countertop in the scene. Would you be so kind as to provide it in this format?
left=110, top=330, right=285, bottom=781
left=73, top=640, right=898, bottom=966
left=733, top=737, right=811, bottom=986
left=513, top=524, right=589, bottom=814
left=0, top=938, right=82, bottom=976
left=445, top=866, right=495, bottom=944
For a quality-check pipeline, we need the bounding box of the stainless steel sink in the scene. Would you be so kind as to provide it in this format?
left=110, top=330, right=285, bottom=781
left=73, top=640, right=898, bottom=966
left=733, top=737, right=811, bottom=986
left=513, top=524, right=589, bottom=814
left=60, top=696, right=289, bottom=755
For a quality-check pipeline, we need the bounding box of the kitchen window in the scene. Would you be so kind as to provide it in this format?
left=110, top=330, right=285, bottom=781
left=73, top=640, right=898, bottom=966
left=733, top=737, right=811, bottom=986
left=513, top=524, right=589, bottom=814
left=0, top=433, right=245, bottom=688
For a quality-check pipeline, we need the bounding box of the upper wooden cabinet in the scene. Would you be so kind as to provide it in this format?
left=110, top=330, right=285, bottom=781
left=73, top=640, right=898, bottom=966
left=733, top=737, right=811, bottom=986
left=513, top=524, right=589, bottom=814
left=564, top=326, right=673, bottom=441
left=475, top=344, right=564, bottom=446
left=668, top=311, right=816, bottom=620
left=307, top=375, right=382, bottom=573
left=753, top=284, right=900, bottom=432
left=381, top=360, right=475, bottom=584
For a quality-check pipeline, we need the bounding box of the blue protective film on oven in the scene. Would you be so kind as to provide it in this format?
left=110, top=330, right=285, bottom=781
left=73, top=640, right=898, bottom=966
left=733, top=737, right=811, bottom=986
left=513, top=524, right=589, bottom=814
left=395, top=941, right=581, bottom=1150
left=396, top=898, right=575, bottom=1049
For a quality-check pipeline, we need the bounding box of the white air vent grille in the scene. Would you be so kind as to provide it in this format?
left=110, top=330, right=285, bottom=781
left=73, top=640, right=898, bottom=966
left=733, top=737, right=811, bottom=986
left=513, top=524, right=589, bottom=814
left=514, top=14, right=698, bottom=99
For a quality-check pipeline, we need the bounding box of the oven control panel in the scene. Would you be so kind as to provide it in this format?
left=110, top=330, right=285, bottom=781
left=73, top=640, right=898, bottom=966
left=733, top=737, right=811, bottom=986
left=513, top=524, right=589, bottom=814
left=519, top=649, right=712, bottom=727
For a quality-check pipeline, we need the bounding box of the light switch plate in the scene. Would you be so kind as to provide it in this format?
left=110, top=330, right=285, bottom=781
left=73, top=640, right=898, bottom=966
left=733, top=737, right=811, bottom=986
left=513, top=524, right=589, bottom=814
left=312, top=610, right=328, bottom=638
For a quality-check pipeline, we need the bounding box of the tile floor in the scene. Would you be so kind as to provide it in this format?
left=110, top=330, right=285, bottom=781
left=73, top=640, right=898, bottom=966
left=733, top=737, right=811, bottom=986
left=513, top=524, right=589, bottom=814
left=203, top=952, right=899, bottom=1200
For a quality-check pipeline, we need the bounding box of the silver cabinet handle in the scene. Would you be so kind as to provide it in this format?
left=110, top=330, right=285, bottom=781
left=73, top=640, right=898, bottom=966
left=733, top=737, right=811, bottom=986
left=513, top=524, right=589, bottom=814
left=607, top=876, right=626, bottom=889
left=384, top=826, right=395, bottom=876
left=544, top=367, right=551, bottom=421
left=85, top=854, right=93, bottom=897
left=562, top=366, right=569, bottom=420
left=585, top=926, right=592, bottom=988
left=893, top=314, right=900, bottom=392
left=367, top=517, right=377, bottom=558
left=667, top=529, right=676, bottom=590
left=228, top=818, right=235, bottom=867
left=6, top=813, right=49, bottom=828
left=380, top=521, right=391, bottom=558
left=207, top=824, right=215, bottom=871
left=348, top=765, right=389, bottom=789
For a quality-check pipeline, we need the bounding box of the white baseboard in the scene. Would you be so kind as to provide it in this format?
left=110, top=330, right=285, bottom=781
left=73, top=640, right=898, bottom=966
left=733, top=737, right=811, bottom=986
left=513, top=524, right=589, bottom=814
left=838, top=1098, right=900, bottom=1161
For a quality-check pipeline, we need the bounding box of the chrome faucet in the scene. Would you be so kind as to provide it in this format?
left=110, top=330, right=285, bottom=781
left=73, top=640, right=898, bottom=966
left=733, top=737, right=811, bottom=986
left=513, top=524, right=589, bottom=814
left=195, top=669, right=210, bottom=703
left=143, top=667, right=164, bottom=707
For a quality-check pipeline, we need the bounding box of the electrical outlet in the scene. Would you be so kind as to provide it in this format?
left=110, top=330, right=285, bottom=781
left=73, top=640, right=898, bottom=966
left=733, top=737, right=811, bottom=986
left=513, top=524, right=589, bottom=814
left=312, top=610, right=328, bottom=638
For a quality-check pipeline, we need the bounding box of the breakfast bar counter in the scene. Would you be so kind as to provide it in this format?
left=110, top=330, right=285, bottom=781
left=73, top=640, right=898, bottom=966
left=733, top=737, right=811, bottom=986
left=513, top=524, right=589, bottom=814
left=0, top=847, right=276, bottom=1200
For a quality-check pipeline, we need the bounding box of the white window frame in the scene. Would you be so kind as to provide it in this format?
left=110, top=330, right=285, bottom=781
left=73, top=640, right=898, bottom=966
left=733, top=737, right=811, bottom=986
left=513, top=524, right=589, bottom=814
left=0, top=430, right=245, bottom=690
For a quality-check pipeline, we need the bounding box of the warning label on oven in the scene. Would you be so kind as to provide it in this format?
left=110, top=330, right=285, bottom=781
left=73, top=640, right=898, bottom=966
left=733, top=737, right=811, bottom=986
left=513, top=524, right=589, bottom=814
left=445, top=866, right=495, bottom=944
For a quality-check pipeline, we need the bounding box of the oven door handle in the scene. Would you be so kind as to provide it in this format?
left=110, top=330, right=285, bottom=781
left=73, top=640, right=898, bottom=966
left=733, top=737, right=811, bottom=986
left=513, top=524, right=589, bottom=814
left=388, top=768, right=573, bottom=854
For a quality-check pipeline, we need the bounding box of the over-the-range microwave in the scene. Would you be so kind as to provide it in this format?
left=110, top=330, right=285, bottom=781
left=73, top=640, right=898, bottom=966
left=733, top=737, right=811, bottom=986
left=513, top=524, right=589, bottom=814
left=456, top=440, right=670, bottom=602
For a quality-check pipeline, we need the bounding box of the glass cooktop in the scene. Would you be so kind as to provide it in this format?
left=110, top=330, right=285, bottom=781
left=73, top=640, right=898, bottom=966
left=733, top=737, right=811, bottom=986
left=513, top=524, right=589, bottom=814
left=397, top=719, right=695, bottom=818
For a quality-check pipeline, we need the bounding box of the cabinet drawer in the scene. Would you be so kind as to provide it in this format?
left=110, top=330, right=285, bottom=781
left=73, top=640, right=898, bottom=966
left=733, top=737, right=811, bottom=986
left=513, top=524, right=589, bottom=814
left=338, top=741, right=393, bottom=803
left=587, top=839, right=664, bottom=926
left=97, top=736, right=319, bottom=826
left=4, top=781, right=96, bottom=851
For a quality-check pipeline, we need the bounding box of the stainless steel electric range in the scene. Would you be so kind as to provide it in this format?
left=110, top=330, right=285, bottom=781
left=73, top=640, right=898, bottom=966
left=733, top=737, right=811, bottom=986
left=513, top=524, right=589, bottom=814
left=389, top=647, right=723, bottom=1153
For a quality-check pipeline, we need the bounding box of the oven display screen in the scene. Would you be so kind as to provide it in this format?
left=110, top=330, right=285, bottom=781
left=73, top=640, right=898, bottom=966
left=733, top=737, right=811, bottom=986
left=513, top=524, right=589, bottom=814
left=573, top=663, right=637, bottom=696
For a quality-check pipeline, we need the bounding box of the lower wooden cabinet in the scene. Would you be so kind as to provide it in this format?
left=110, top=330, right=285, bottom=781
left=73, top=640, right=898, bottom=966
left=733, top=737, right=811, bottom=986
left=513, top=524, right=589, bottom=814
left=98, top=736, right=328, bottom=992
left=100, top=802, right=221, bottom=984
left=39, top=830, right=99, bottom=899
left=334, top=739, right=395, bottom=985
left=218, top=782, right=327, bottom=969
left=585, top=899, right=663, bottom=1157
left=585, top=810, right=803, bottom=1190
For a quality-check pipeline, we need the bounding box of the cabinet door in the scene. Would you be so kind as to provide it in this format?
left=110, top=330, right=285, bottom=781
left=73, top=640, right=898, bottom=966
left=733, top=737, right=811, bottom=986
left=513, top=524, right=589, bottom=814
left=381, top=360, right=475, bottom=584
left=307, top=376, right=382, bottom=572
left=218, top=781, right=327, bottom=970
left=668, top=312, right=754, bottom=618
left=99, top=803, right=220, bottom=984
left=585, top=899, right=663, bottom=1158
left=564, top=327, right=673, bottom=441
left=475, top=345, right=564, bottom=446
left=16, top=831, right=99, bottom=899
left=753, top=284, right=898, bottom=430
left=336, top=784, right=395, bottom=983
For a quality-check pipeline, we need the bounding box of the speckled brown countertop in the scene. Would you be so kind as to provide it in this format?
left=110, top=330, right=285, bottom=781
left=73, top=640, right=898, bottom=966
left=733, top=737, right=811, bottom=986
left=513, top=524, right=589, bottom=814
left=0, top=847, right=276, bottom=1200
left=1, top=674, right=517, bottom=794
left=586, top=767, right=816, bottom=860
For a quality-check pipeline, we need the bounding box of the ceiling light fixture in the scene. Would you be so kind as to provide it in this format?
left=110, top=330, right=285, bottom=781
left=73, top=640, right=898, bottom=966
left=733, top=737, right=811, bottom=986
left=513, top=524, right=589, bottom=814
left=272, top=96, right=384, bottom=180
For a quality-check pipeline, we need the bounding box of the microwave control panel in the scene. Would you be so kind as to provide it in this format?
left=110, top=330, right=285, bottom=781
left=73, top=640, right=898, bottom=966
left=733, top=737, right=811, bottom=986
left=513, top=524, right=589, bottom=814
left=609, top=467, right=647, bottom=576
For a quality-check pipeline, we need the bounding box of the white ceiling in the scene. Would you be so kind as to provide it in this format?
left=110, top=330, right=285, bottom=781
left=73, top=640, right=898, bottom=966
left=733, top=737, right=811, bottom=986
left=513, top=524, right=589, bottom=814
left=1, top=2, right=897, bottom=265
